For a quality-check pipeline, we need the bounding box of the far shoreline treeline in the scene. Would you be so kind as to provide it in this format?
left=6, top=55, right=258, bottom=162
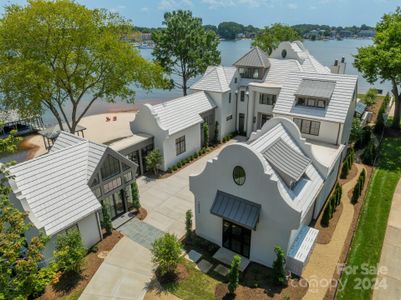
left=133, top=22, right=375, bottom=41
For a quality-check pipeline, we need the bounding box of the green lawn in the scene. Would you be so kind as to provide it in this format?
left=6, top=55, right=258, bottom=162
left=163, top=259, right=219, bottom=300
left=336, top=138, right=401, bottom=299
left=59, top=288, right=83, bottom=300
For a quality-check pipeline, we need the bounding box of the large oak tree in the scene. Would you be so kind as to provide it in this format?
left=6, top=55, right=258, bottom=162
left=354, top=8, right=401, bottom=129
left=0, top=0, right=167, bottom=133
left=152, top=10, right=221, bottom=96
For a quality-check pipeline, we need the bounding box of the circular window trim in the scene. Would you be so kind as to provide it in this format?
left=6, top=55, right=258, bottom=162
left=233, top=166, right=246, bottom=186
left=281, top=49, right=287, bottom=58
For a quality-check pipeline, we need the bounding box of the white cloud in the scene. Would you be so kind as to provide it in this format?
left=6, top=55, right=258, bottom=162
left=201, top=0, right=270, bottom=9
left=158, top=0, right=193, bottom=10
left=287, top=3, right=297, bottom=9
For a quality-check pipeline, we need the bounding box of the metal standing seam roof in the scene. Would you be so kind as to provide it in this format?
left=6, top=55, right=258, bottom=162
left=151, top=91, right=216, bottom=134
left=191, top=66, right=237, bottom=93
left=211, top=190, right=261, bottom=230
left=263, top=138, right=311, bottom=184
left=234, top=47, right=270, bottom=68
left=273, top=72, right=358, bottom=123
left=295, top=79, right=336, bottom=99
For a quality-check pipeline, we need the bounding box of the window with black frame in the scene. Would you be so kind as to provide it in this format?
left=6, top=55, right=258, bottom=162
left=293, top=118, right=320, bottom=136
left=175, top=136, right=186, bottom=156
left=100, top=155, right=121, bottom=180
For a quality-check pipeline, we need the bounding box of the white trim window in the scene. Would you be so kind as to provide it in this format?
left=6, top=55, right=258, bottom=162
left=294, top=118, right=320, bottom=136
left=297, top=96, right=326, bottom=109
left=259, top=93, right=276, bottom=105
left=175, top=136, right=186, bottom=156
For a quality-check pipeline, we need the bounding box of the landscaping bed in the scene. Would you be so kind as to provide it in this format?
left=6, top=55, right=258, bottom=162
left=334, top=137, right=401, bottom=299
left=315, top=202, right=344, bottom=244
left=38, top=231, right=123, bottom=300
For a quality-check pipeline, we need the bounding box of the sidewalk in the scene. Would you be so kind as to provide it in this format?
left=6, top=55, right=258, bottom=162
left=372, top=179, right=401, bottom=300
left=302, top=164, right=364, bottom=300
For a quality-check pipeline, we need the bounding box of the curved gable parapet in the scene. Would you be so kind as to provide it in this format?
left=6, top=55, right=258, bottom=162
left=131, top=104, right=169, bottom=137
left=189, top=142, right=302, bottom=226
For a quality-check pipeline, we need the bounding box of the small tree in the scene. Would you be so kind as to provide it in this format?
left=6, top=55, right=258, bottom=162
left=214, top=121, right=219, bottom=144
left=227, top=255, right=241, bottom=294
left=151, top=233, right=182, bottom=276
left=362, top=143, right=376, bottom=165
left=364, top=88, right=378, bottom=108
left=145, top=149, right=163, bottom=175
left=335, top=183, right=342, bottom=206
left=131, top=182, right=141, bottom=210
left=272, top=245, right=287, bottom=286
left=203, top=122, right=209, bottom=148
left=340, top=158, right=349, bottom=179
left=350, top=118, right=362, bottom=144
left=185, top=209, right=193, bottom=240
left=54, top=229, right=86, bottom=274
left=101, top=203, right=113, bottom=235
left=321, top=202, right=331, bottom=227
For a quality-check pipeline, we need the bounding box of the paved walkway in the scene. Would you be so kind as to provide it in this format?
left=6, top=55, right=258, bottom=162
left=372, top=179, right=401, bottom=300
left=80, top=237, right=153, bottom=300
left=302, top=164, right=364, bottom=300
left=81, top=141, right=236, bottom=300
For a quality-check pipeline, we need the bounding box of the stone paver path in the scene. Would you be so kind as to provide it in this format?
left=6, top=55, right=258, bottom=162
left=119, top=218, right=165, bottom=250
left=302, top=164, right=365, bottom=300
left=372, top=179, right=401, bottom=300
left=197, top=259, right=213, bottom=273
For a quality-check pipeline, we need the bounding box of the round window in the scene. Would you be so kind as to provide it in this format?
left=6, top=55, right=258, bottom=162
left=281, top=49, right=287, bottom=58
left=233, top=166, right=246, bottom=186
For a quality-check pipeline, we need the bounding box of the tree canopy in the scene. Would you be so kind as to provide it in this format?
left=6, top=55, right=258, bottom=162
left=0, top=0, right=167, bottom=133
left=252, top=23, right=303, bottom=54
left=152, top=10, right=221, bottom=96
left=354, top=7, right=401, bottom=129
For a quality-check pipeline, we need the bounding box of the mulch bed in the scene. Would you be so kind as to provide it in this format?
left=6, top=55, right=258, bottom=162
left=315, top=202, right=343, bottom=244
left=136, top=207, right=148, bottom=221
left=323, top=164, right=373, bottom=299
left=215, top=263, right=308, bottom=300
left=38, top=231, right=123, bottom=300
left=338, top=163, right=358, bottom=185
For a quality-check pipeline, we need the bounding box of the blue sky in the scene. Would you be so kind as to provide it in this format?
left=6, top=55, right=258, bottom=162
left=0, top=0, right=399, bottom=27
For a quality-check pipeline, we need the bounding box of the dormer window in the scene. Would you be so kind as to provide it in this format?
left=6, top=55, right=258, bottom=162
left=296, top=96, right=327, bottom=109
left=295, top=78, right=336, bottom=109
left=253, top=69, right=259, bottom=79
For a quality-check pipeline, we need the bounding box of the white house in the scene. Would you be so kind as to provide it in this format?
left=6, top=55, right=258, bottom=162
left=7, top=132, right=138, bottom=263
left=189, top=117, right=345, bottom=275
left=128, top=41, right=357, bottom=172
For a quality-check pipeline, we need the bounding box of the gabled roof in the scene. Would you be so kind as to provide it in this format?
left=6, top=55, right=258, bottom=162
left=7, top=132, right=134, bottom=236
left=151, top=91, right=216, bottom=134
left=263, top=138, right=311, bottom=186
left=295, top=79, right=336, bottom=99
left=234, top=47, right=270, bottom=68
left=273, top=72, right=358, bottom=123
left=191, top=66, right=237, bottom=93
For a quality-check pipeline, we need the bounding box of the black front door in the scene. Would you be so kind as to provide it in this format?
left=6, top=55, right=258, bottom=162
left=238, top=113, right=245, bottom=136
left=222, top=220, right=251, bottom=258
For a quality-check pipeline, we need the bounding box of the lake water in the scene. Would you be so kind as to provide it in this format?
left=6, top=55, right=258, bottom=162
left=41, top=39, right=391, bottom=124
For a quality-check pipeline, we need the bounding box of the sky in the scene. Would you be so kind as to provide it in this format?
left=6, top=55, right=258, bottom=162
left=0, top=0, right=400, bottom=28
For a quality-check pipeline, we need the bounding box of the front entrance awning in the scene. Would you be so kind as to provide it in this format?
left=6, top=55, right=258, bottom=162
left=210, top=190, right=261, bottom=230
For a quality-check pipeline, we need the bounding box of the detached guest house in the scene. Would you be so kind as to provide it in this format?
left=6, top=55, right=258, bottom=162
left=7, top=132, right=137, bottom=262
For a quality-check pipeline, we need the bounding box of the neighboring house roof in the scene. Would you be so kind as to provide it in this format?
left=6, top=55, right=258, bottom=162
left=7, top=132, right=134, bottom=236
left=234, top=47, right=270, bottom=68
left=247, top=120, right=324, bottom=214
left=273, top=72, right=358, bottom=123
left=191, top=66, right=237, bottom=93
left=295, top=79, right=336, bottom=100
left=211, top=190, right=261, bottom=230
left=263, top=138, right=311, bottom=186
left=151, top=91, right=216, bottom=135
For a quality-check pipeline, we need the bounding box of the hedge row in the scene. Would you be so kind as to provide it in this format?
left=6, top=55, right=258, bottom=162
left=167, top=132, right=236, bottom=173
left=321, top=183, right=343, bottom=227
left=340, top=148, right=355, bottom=179
left=351, top=169, right=366, bottom=204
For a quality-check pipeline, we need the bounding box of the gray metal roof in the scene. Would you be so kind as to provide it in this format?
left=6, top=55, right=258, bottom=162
left=211, top=190, right=261, bottom=230
left=191, top=66, right=237, bottom=93
left=295, top=79, right=336, bottom=99
left=234, top=47, right=270, bottom=68
left=263, top=138, right=311, bottom=185
left=39, top=123, right=86, bottom=139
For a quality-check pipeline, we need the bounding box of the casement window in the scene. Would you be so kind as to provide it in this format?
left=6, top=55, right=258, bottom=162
left=175, top=136, right=186, bottom=156
left=226, top=115, right=233, bottom=121
left=293, top=118, right=320, bottom=136
left=229, top=93, right=232, bottom=103
left=259, top=94, right=277, bottom=105
left=297, top=96, right=326, bottom=109
left=240, top=91, right=245, bottom=102
left=123, top=171, right=132, bottom=183
left=103, top=177, right=122, bottom=194
left=100, top=155, right=121, bottom=180
left=260, top=114, right=271, bottom=128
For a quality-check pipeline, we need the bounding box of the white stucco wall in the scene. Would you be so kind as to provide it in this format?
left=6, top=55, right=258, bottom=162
left=340, top=89, right=357, bottom=145
left=190, top=143, right=302, bottom=267
left=162, top=124, right=201, bottom=170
